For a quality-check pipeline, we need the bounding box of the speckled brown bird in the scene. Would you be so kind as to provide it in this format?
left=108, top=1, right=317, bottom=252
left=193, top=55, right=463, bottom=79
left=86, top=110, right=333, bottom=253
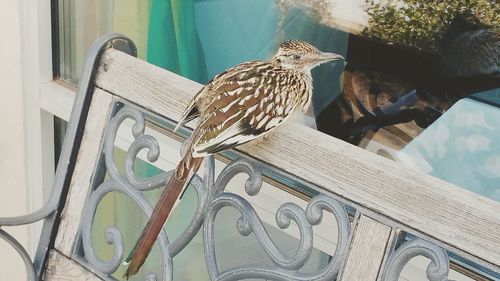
left=124, top=40, right=345, bottom=278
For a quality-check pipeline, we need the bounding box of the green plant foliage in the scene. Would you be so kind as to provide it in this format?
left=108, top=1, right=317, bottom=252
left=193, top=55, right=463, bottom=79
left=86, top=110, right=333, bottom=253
left=363, top=0, right=500, bottom=52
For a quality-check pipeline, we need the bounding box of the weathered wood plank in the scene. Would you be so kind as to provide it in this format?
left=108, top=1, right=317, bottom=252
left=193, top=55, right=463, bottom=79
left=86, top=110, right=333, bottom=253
left=339, top=215, right=391, bottom=281
left=94, top=49, right=500, bottom=268
left=96, top=49, right=202, bottom=122
left=54, top=89, right=115, bottom=255
left=44, top=250, right=103, bottom=281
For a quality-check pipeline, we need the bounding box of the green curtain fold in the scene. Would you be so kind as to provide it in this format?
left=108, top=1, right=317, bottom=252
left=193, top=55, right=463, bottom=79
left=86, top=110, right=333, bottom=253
left=112, top=0, right=151, bottom=59
left=147, top=0, right=207, bottom=83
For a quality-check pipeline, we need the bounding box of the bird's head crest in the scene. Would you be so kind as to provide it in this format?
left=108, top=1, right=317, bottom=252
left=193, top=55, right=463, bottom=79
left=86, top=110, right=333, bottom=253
left=273, top=40, right=345, bottom=72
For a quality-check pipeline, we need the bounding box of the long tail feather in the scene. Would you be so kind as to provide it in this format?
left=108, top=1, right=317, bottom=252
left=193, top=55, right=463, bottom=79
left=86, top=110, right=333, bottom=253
left=124, top=154, right=203, bottom=279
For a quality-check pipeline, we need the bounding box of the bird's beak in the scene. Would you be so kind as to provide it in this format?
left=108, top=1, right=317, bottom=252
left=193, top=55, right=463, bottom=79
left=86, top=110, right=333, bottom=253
left=318, top=52, right=346, bottom=65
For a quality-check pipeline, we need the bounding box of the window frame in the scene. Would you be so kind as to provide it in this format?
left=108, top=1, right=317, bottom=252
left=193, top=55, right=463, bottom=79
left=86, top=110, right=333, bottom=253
left=20, top=0, right=57, bottom=256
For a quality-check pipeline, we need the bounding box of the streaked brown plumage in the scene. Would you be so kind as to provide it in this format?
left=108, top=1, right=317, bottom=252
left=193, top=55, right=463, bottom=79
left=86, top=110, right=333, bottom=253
left=124, top=40, right=344, bottom=278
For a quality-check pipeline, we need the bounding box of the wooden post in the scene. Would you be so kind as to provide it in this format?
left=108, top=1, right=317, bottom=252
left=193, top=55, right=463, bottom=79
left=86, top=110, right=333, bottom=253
left=339, top=215, right=392, bottom=281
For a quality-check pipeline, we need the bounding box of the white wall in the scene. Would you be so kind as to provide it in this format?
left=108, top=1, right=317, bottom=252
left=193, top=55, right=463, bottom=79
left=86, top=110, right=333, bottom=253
left=0, top=1, right=30, bottom=280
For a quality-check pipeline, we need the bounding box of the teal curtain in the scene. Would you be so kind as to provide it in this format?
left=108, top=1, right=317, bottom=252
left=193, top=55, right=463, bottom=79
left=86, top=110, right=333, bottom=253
left=142, top=0, right=209, bottom=207
left=147, top=0, right=207, bottom=83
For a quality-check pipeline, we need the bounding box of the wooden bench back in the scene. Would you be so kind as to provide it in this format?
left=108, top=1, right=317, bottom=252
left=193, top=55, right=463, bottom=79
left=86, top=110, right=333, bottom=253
left=42, top=34, right=500, bottom=281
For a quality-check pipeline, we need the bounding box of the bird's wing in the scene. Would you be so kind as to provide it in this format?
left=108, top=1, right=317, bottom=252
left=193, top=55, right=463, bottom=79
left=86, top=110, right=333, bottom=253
left=191, top=62, right=295, bottom=157
left=174, top=62, right=261, bottom=132
left=173, top=87, right=205, bottom=132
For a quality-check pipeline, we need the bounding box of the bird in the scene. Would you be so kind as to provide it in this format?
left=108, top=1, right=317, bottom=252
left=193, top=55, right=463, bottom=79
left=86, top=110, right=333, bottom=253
left=124, top=40, right=345, bottom=278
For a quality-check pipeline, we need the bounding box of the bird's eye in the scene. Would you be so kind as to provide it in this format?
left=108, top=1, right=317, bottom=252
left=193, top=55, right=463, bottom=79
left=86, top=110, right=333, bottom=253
left=292, top=54, right=301, bottom=60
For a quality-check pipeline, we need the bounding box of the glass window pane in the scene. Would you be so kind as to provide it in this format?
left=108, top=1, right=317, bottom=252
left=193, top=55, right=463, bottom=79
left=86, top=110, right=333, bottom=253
left=57, top=1, right=500, bottom=203
left=58, top=0, right=150, bottom=83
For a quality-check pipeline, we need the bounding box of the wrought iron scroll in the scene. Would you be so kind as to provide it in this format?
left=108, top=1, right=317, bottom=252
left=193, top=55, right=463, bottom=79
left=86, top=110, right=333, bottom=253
left=381, top=238, right=453, bottom=281
left=203, top=194, right=351, bottom=281
left=0, top=228, right=36, bottom=281
left=79, top=105, right=353, bottom=281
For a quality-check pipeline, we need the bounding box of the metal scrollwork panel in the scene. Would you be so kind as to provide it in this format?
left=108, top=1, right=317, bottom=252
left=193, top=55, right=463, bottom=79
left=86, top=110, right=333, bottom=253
left=80, top=106, right=168, bottom=281
left=381, top=238, right=454, bottom=281
left=203, top=194, right=351, bottom=281
left=79, top=104, right=213, bottom=281
left=78, top=104, right=353, bottom=281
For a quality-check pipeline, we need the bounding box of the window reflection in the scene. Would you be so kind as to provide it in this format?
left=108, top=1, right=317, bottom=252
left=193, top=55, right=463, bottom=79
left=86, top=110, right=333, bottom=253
left=58, top=0, right=499, bottom=199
